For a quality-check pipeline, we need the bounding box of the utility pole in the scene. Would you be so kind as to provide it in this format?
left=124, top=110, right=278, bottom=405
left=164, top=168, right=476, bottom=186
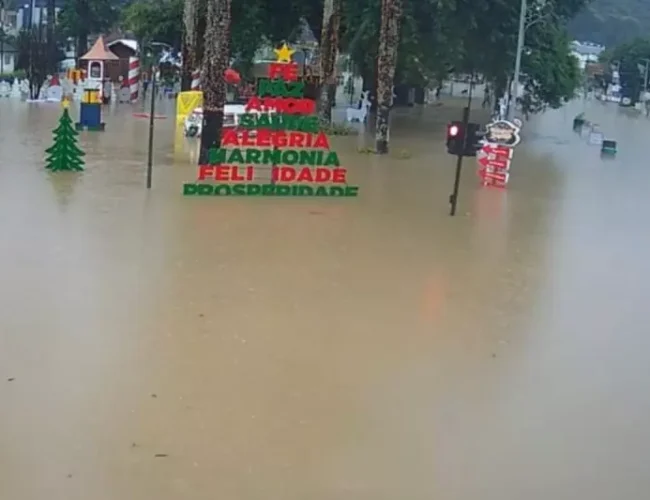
left=510, top=0, right=526, bottom=120
left=449, top=77, right=474, bottom=216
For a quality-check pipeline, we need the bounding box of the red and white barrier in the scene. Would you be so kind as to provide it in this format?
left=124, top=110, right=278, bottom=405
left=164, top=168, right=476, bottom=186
left=128, top=57, right=140, bottom=101
left=191, top=70, right=201, bottom=90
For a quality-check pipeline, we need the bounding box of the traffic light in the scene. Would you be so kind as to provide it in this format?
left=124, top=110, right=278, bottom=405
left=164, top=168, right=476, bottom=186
left=446, top=121, right=464, bottom=156
left=446, top=121, right=483, bottom=157
left=464, top=122, right=482, bottom=157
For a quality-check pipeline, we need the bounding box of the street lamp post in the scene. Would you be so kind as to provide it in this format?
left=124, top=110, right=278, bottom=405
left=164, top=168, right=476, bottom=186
left=144, top=41, right=169, bottom=189
left=641, top=59, right=649, bottom=97
left=146, top=67, right=156, bottom=189
left=510, top=0, right=527, bottom=121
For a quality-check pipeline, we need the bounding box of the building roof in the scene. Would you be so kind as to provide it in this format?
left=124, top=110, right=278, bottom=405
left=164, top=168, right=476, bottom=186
left=80, top=35, right=120, bottom=61
left=571, top=41, right=605, bottom=57
left=107, top=39, right=138, bottom=54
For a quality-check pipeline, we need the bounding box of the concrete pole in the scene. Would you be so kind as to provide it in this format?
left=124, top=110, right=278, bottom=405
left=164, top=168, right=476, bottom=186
left=510, top=0, right=527, bottom=120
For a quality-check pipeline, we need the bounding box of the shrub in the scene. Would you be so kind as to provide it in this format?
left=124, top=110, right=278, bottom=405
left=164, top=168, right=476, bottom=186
left=0, top=70, right=27, bottom=82
left=321, top=122, right=358, bottom=136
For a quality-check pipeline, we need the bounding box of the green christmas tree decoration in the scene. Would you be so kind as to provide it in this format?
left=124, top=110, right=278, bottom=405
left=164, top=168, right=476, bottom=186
left=45, top=106, right=85, bottom=172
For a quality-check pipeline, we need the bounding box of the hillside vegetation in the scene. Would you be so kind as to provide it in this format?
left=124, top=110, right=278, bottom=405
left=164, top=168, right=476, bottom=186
left=569, top=0, right=650, bottom=47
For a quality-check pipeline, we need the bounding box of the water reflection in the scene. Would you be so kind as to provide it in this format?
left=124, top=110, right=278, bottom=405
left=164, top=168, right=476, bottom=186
left=0, top=98, right=649, bottom=499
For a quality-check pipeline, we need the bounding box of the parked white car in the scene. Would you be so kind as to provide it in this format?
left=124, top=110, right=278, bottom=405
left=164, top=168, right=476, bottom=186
left=184, top=104, right=248, bottom=137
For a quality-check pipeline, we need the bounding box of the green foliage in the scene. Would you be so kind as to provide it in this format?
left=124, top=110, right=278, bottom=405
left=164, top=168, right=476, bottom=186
left=122, top=0, right=183, bottom=48
left=230, top=0, right=321, bottom=74
left=230, top=0, right=266, bottom=76
left=340, top=0, right=585, bottom=114
left=15, top=26, right=50, bottom=98
left=57, top=0, right=587, bottom=115
left=520, top=26, right=581, bottom=114
left=436, top=0, right=585, bottom=113
left=58, top=0, right=118, bottom=38
left=0, top=70, right=27, bottom=81
left=58, top=0, right=119, bottom=58
left=569, top=0, right=649, bottom=46
left=321, top=122, right=358, bottom=135
left=601, top=37, right=650, bottom=64
left=0, top=26, right=14, bottom=45
left=45, top=108, right=85, bottom=172
left=118, top=0, right=317, bottom=77
left=601, top=37, right=650, bottom=94
left=341, top=0, right=441, bottom=85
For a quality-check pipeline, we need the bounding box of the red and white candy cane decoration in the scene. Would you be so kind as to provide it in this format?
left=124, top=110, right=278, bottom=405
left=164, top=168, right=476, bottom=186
left=191, top=69, right=201, bottom=90
left=128, top=57, right=140, bottom=101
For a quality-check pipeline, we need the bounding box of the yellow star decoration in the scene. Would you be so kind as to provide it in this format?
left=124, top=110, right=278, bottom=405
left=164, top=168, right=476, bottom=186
left=274, top=43, right=295, bottom=63
left=61, top=97, right=70, bottom=109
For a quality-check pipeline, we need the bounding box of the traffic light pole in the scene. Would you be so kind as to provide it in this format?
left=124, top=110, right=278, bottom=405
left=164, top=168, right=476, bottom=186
left=449, top=82, right=473, bottom=216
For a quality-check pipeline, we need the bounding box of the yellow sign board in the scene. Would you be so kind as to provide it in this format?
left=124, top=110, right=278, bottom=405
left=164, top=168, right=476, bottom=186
left=176, top=90, right=203, bottom=124
left=82, top=89, right=100, bottom=104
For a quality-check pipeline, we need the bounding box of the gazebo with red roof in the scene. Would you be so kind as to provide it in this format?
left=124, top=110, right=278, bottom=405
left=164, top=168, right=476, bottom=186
left=80, top=35, right=119, bottom=86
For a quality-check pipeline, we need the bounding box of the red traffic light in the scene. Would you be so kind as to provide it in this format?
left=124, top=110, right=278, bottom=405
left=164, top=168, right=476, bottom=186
left=448, top=125, right=459, bottom=137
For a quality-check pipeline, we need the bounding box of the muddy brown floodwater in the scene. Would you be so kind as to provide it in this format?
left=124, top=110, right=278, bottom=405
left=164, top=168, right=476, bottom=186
left=1, top=97, right=650, bottom=500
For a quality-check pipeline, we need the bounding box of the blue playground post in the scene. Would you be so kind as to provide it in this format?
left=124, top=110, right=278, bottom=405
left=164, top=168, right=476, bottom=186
left=75, top=89, right=105, bottom=131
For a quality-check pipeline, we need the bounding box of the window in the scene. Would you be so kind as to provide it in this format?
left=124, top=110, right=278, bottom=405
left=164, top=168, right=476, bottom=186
left=3, top=54, right=10, bottom=66
left=89, top=62, right=101, bottom=79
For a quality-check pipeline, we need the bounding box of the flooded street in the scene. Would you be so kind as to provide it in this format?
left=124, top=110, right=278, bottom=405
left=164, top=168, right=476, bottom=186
left=1, top=97, right=649, bottom=499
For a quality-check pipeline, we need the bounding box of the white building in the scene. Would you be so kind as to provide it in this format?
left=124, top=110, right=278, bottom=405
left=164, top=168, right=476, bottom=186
left=0, top=42, right=17, bottom=74
left=571, top=41, right=605, bottom=70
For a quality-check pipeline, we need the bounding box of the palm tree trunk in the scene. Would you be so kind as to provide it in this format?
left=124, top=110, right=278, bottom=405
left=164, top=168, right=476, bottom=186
left=75, top=0, right=89, bottom=63
left=318, top=0, right=341, bottom=124
left=0, top=1, right=5, bottom=75
left=46, top=0, right=56, bottom=74
left=0, top=29, right=5, bottom=75
left=182, top=0, right=206, bottom=91
left=198, top=0, right=231, bottom=164
left=375, top=0, right=402, bottom=154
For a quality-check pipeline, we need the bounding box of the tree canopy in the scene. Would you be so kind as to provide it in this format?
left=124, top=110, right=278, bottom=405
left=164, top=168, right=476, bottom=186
left=338, top=0, right=586, bottom=112
left=121, top=0, right=184, bottom=47
left=569, top=0, right=650, bottom=47
left=57, top=0, right=119, bottom=59
left=53, top=0, right=589, bottom=114
left=600, top=37, right=650, bottom=96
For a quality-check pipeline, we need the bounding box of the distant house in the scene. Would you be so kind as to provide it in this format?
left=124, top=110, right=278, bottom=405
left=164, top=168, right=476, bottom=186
left=106, top=38, right=138, bottom=83
left=585, top=62, right=605, bottom=78
left=571, top=41, right=605, bottom=70
left=0, top=42, right=17, bottom=74
left=13, top=0, right=65, bottom=30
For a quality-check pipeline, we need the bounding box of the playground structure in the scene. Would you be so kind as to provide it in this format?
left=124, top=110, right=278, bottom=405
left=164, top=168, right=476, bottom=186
left=75, top=89, right=105, bottom=131
left=176, top=68, right=243, bottom=131
left=79, top=36, right=120, bottom=101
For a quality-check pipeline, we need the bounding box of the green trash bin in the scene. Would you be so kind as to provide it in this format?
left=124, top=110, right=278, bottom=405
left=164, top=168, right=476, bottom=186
left=573, top=117, right=585, bottom=130
left=601, top=139, right=617, bottom=155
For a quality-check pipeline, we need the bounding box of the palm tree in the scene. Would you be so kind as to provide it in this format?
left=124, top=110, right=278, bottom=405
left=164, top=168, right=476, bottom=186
left=198, top=0, right=231, bottom=164
left=46, top=0, right=57, bottom=73
left=375, top=0, right=402, bottom=154
left=318, top=0, right=341, bottom=124
left=181, top=0, right=207, bottom=91
left=0, top=0, right=5, bottom=75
